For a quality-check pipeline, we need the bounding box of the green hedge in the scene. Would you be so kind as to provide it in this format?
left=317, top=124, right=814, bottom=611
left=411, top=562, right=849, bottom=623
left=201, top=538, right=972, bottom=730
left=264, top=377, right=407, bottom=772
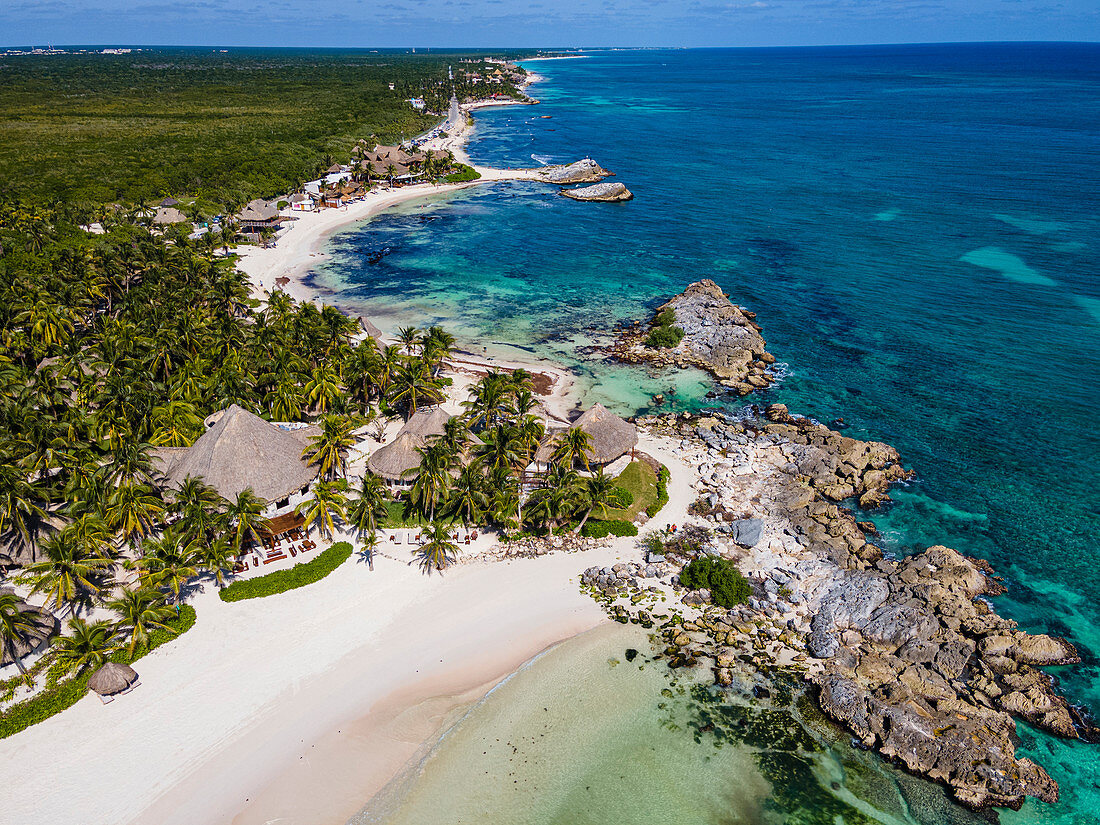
left=0, top=604, right=197, bottom=740
left=219, top=541, right=353, bottom=602
left=679, top=557, right=751, bottom=608
left=581, top=519, right=638, bottom=539
left=444, top=164, right=481, bottom=183
left=647, top=465, right=671, bottom=517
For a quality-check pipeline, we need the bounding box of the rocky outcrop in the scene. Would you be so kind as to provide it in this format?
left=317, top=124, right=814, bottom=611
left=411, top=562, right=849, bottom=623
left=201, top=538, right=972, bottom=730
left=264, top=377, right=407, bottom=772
left=610, top=280, right=776, bottom=395
left=561, top=181, right=633, bottom=202
left=538, top=158, right=612, bottom=184
left=607, top=410, right=1095, bottom=812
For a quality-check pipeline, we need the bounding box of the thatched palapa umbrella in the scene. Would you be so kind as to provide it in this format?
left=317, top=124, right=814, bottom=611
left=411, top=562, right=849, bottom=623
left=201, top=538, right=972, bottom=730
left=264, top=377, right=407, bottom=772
left=88, top=662, right=139, bottom=698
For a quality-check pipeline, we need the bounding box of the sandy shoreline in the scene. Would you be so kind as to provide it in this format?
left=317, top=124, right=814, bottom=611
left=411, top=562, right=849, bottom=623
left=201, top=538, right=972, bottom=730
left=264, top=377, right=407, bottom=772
left=0, top=67, right=678, bottom=825
left=0, top=434, right=694, bottom=825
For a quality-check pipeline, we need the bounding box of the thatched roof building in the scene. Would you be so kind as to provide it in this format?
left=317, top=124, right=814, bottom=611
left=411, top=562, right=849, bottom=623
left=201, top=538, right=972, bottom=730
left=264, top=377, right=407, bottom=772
left=0, top=590, right=58, bottom=665
left=573, top=403, right=637, bottom=465
left=161, top=405, right=318, bottom=503
left=88, top=662, right=139, bottom=697
left=366, top=432, right=423, bottom=483
left=399, top=407, right=451, bottom=439
left=359, top=317, right=383, bottom=339
left=152, top=206, right=188, bottom=225
left=159, top=197, right=180, bottom=207
left=534, top=404, right=637, bottom=467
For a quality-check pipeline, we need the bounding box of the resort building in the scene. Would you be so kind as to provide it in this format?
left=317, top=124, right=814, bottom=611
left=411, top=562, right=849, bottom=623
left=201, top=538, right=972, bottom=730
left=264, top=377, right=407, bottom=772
left=531, top=403, right=638, bottom=474
left=154, top=404, right=319, bottom=516
left=235, top=199, right=281, bottom=238
left=366, top=432, right=424, bottom=487
left=288, top=193, right=313, bottom=212
left=152, top=206, right=188, bottom=225
left=366, top=406, right=453, bottom=486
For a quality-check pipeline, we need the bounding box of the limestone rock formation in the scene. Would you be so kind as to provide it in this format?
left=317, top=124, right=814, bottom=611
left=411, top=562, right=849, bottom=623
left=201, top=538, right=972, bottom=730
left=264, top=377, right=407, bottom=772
left=610, top=279, right=776, bottom=395
left=560, top=181, right=633, bottom=202
left=538, top=158, right=612, bottom=184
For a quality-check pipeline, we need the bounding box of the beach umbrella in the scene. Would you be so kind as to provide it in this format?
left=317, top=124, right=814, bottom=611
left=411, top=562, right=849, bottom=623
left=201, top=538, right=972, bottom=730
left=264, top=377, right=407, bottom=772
left=88, top=662, right=139, bottom=697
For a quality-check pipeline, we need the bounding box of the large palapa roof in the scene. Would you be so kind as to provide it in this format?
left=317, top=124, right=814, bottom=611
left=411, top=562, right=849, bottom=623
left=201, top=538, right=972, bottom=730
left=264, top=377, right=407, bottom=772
left=399, top=406, right=452, bottom=439
left=163, top=404, right=318, bottom=502
left=237, top=199, right=279, bottom=223
left=570, top=403, right=637, bottom=464
left=366, top=432, right=423, bottom=481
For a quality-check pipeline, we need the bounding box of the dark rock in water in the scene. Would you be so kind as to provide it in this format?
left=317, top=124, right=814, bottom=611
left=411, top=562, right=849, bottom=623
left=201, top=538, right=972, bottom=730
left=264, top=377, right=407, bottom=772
left=561, top=181, right=633, bottom=202
left=829, top=418, right=849, bottom=430
left=765, top=403, right=790, bottom=423
left=625, top=648, right=639, bottom=662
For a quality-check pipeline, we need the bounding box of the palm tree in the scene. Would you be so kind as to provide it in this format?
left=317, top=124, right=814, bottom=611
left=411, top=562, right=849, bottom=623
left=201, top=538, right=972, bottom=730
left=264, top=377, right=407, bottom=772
left=475, top=424, right=520, bottom=475
left=357, top=532, right=380, bottom=570
left=134, top=530, right=201, bottom=606
left=170, top=476, right=226, bottom=544
left=463, top=371, right=511, bottom=431
left=388, top=359, right=443, bottom=417
left=408, top=442, right=453, bottom=522
left=225, top=489, right=270, bottom=555
left=52, top=618, right=118, bottom=675
left=396, top=326, right=422, bottom=356
left=23, top=532, right=113, bottom=615
left=551, top=427, right=593, bottom=471
left=575, top=470, right=617, bottom=534
left=0, top=592, right=46, bottom=679
left=347, top=472, right=388, bottom=535
left=266, top=380, right=305, bottom=421
left=196, top=535, right=236, bottom=585
left=302, top=415, right=357, bottom=480
left=105, top=482, right=165, bottom=547
left=0, top=464, right=48, bottom=563
left=109, top=588, right=175, bottom=658
left=412, top=521, right=459, bottom=575
left=303, top=364, right=342, bottom=414
left=446, top=464, right=488, bottom=526
left=296, top=480, right=348, bottom=541
left=150, top=399, right=203, bottom=447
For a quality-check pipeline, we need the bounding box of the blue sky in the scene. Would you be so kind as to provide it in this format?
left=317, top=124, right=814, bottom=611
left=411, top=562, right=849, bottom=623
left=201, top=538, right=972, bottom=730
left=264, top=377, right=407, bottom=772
left=3, top=0, right=1098, bottom=48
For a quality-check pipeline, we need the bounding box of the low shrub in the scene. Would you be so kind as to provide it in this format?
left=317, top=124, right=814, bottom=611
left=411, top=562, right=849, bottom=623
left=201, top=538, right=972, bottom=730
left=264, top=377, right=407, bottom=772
left=219, top=542, right=353, bottom=602
left=444, top=164, right=481, bottom=183
left=645, top=308, right=685, bottom=349
left=678, top=557, right=751, bottom=608
left=608, top=486, right=635, bottom=508
left=646, top=465, right=671, bottom=517
left=581, top=519, right=638, bottom=539
left=0, top=604, right=197, bottom=739
left=645, top=325, right=684, bottom=349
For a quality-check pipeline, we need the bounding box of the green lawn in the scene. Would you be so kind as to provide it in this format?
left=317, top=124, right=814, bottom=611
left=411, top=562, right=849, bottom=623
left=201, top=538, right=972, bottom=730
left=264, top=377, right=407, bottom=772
left=601, top=461, right=658, bottom=522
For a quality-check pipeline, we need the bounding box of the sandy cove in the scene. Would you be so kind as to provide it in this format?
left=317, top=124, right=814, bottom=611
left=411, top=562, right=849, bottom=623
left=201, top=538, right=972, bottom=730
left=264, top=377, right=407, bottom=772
left=0, top=435, right=696, bottom=825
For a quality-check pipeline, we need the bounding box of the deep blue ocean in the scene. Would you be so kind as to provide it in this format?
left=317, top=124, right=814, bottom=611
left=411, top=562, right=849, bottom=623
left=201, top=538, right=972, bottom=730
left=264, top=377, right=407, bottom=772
left=313, top=44, right=1100, bottom=823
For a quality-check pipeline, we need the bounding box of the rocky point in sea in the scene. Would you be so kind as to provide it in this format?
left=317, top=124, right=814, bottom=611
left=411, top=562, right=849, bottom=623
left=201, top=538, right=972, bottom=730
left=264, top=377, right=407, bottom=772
left=537, top=157, right=613, bottom=184
left=561, top=181, right=634, bottom=202
left=582, top=282, right=1095, bottom=814
left=610, top=279, right=776, bottom=395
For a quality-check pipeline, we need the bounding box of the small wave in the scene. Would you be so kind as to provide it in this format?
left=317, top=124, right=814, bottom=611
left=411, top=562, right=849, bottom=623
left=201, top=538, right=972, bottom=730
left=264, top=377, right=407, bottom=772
left=531, top=154, right=554, bottom=165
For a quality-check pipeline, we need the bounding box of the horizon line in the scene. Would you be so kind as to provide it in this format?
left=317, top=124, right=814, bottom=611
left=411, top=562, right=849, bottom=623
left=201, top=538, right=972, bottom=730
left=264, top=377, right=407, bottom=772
left=3, top=39, right=1099, bottom=51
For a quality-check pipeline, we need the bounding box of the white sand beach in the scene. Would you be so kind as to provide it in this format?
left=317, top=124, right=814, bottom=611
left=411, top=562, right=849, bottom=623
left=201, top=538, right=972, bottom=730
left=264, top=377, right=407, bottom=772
left=0, top=436, right=696, bottom=825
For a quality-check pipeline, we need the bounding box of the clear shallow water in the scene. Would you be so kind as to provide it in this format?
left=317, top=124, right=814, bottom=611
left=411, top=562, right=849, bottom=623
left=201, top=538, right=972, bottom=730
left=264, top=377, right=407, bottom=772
left=355, top=623, right=988, bottom=825
left=313, top=45, right=1100, bottom=821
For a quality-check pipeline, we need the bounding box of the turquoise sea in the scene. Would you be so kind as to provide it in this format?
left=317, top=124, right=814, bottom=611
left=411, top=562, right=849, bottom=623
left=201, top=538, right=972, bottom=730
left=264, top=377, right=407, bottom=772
left=311, top=45, right=1100, bottom=823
